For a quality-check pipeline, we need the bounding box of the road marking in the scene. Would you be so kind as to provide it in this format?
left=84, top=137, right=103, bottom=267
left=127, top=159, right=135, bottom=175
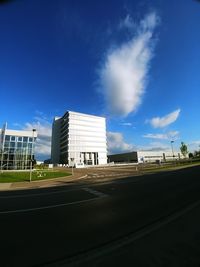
left=0, top=197, right=101, bottom=215
left=0, top=185, right=109, bottom=200
left=83, top=187, right=108, bottom=198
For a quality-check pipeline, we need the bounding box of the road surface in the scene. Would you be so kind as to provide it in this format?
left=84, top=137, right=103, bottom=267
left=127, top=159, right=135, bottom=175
left=0, top=165, right=200, bottom=266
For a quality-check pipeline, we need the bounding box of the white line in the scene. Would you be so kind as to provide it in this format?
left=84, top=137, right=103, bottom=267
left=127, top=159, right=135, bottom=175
left=83, top=187, right=107, bottom=198
left=0, top=197, right=100, bottom=215
left=0, top=185, right=109, bottom=200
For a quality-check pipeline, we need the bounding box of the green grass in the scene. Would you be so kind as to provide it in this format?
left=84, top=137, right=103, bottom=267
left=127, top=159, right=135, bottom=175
left=0, top=171, right=71, bottom=183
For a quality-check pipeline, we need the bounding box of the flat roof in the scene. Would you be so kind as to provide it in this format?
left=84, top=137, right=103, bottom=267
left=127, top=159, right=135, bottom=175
left=4, top=129, right=37, bottom=138
left=62, top=110, right=106, bottom=120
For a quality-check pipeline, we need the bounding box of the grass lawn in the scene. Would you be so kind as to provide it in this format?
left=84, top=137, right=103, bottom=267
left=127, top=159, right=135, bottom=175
left=0, top=170, right=71, bottom=183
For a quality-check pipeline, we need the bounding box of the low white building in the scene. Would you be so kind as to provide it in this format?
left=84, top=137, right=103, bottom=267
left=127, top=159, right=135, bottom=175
left=137, top=150, right=183, bottom=163
left=108, top=150, right=184, bottom=164
left=51, top=111, right=107, bottom=166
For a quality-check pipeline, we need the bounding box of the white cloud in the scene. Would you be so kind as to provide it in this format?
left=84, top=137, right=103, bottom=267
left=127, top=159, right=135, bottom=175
left=107, top=131, right=134, bottom=154
left=188, top=140, right=200, bottom=152
left=100, top=12, right=159, bottom=117
left=138, top=142, right=170, bottom=152
left=119, top=14, right=135, bottom=30
left=143, top=131, right=179, bottom=140
left=121, top=122, right=133, bottom=126
left=23, top=115, right=52, bottom=160
left=140, top=12, right=158, bottom=31
left=143, top=133, right=169, bottom=140
left=147, top=109, right=181, bottom=128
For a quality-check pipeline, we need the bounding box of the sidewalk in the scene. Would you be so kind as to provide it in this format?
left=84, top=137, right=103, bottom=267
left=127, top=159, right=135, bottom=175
left=0, top=166, right=152, bottom=191
left=0, top=165, right=139, bottom=191
left=0, top=165, right=144, bottom=191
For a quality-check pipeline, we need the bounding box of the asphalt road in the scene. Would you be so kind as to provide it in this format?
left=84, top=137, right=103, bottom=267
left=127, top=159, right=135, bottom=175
left=0, top=165, right=200, bottom=266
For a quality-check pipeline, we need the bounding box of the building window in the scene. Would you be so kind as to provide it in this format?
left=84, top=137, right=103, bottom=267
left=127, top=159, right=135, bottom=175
left=23, top=137, right=28, bottom=142
left=17, top=143, right=22, bottom=148
left=4, top=142, right=9, bottom=148
left=23, top=142, right=28, bottom=148
left=10, top=142, right=15, bottom=148
left=5, top=135, right=10, bottom=141
left=11, top=136, right=16, bottom=141
left=28, top=143, right=32, bottom=148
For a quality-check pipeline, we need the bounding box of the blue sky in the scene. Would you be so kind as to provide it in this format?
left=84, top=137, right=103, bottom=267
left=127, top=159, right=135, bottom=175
left=0, top=0, right=200, bottom=160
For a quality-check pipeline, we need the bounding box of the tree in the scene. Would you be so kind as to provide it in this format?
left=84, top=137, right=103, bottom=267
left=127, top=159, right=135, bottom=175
left=180, top=142, right=188, bottom=158
left=188, top=152, right=194, bottom=158
left=194, top=150, right=200, bottom=158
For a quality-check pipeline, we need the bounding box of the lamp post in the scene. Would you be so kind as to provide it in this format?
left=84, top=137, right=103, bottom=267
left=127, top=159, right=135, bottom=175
left=171, top=140, right=175, bottom=160
left=0, top=123, right=7, bottom=173
left=30, top=129, right=36, bottom=182
left=0, top=149, right=4, bottom=173
left=70, top=157, right=74, bottom=176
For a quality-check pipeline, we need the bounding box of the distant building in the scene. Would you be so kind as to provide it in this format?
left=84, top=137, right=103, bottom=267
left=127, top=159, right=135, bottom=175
left=108, top=150, right=183, bottom=164
left=51, top=111, right=107, bottom=166
left=44, top=158, right=52, bottom=164
left=137, top=150, right=182, bottom=163
left=108, top=152, right=138, bottom=163
left=0, top=123, right=37, bottom=170
left=36, top=161, right=44, bottom=165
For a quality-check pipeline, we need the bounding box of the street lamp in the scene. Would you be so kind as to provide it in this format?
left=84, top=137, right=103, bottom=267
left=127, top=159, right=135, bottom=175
left=170, top=140, right=175, bottom=160
left=0, top=148, right=3, bottom=173
left=30, top=129, right=36, bottom=182
left=0, top=123, right=7, bottom=173
left=70, top=157, right=74, bottom=176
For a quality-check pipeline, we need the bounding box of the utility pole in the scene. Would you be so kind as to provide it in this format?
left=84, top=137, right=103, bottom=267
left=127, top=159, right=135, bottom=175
left=30, top=129, right=36, bottom=182
left=171, top=140, right=175, bottom=161
left=0, top=123, right=7, bottom=173
left=70, top=158, right=74, bottom=176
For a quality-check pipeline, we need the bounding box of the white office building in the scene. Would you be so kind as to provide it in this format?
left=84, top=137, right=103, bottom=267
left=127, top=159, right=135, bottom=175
left=51, top=111, right=107, bottom=166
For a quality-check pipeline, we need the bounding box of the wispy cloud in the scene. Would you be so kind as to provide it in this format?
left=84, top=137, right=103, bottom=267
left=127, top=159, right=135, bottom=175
left=188, top=140, right=200, bottom=152
left=23, top=112, right=52, bottom=160
left=99, top=12, right=159, bottom=117
left=147, top=109, right=181, bottom=128
left=107, top=131, right=134, bottom=154
left=119, top=14, right=135, bottom=31
left=143, top=133, right=169, bottom=140
left=143, top=131, right=179, bottom=140
left=120, top=122, right=133, bottom=126
left=138, top=142, right=170, bottom=152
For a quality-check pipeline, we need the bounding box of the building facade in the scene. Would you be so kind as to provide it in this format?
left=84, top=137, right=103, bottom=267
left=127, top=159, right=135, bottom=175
left=108, top=152, right=138, bottom=163
left=51, top=111, right=107, bottom=166
left=108, top=150, right=183, bottom=164
left=0, top=123, right=37, bottom=170
left=137, top=150, right=182, bottom=163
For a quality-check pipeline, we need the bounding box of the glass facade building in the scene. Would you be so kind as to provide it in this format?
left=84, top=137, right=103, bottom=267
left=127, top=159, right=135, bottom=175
left=0, top=124, right=37, bottom=170
left=51, top=111, right=107, bottom=166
